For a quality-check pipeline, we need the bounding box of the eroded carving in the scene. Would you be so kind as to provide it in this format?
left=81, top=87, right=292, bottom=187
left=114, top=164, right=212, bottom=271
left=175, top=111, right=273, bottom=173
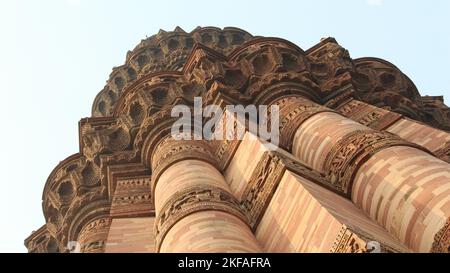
left=155, top=185, right=246, bottom=251
left=110, top=176, right=153, bottom=217
left=431, top=218, right=450, bottom=253
left=434, top=141, right=450, bottom=164
left=77, top=217, right=111, bottom=253
left=241, top=153, right=285, bottom=229
left=336, top=99, right=402, bottom=130
left=324, top=130, right=429, bottom=196
left=27, top=27, right=450, bottom=253
left=330, top=225, right=368, bottom=253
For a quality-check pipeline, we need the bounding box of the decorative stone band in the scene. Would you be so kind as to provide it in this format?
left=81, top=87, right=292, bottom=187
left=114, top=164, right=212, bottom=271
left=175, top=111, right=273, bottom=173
left=241, top=153, right=285, bottom=229
left=210, top=109, right=242, bottom=172
left=335, top=99, right=403, bottom=131
left=150, top=136, right=219, bottom=194
left=278, top=150, right=347, bottom=195
left=154, top=185, right=248, bottom=252
left=331, top=224, right=410, bottom=253
left=272, top=96, right=334, bottom=151
left=110, top=176, right=153, bottom=218
left=242, top=151, right=409, bottom=252
left=434, top=141, right=450, bottom=164
left=241, top=151, right=334, bottom=230
left=323, top=130, right=431, bottom=197
left=330, top=225, right=369, bottom=253
left=431, top=217, right=450, bottom=253
left=77, top=216, right=111, bottom=253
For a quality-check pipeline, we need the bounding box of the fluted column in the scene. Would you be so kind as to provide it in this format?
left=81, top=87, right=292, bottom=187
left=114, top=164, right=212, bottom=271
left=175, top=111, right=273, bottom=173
left=386, top=118, right=450, bottom=163
left=335, top=99, right=450, bottom=163
left=274, top=95, right=450, bottom=252
left=77, top=216, right=111, bottom=253
left=148, top=134, right=262, bottom=253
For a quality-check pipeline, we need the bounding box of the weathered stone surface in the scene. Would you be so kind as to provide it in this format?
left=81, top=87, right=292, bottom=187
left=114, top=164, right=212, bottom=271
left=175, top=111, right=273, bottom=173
left=25, top=27, right=450, bottom=253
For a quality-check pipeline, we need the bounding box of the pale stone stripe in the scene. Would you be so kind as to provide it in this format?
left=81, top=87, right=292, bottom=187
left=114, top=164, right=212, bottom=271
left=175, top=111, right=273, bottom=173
left=387, top=118, right=450, bottom=152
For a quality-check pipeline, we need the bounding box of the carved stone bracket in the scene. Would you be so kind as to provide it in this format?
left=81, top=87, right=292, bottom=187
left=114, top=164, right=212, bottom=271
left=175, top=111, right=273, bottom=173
left=154, top=185, right=247, bottom=252
left=92, top=27, right=254, bottom=117
left=324, top=130, right=430, bottom=196
left=274, top=96, right=334, bottom=151
left=24, top=225, right=60, bottom=253
left=150, top=135, right=218, bottom=193
left=323, top=83, right=356, bottom=109
left=81, top=119, right=132, bottom=162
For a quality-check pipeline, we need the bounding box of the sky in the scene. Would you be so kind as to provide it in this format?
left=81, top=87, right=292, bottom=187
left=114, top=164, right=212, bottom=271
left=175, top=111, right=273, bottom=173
left=0, top=0, right=449, bottom=253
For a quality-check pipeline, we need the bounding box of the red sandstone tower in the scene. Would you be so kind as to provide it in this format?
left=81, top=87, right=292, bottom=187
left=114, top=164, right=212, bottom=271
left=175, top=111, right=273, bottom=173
left=25, top=27, right=450, bottom=253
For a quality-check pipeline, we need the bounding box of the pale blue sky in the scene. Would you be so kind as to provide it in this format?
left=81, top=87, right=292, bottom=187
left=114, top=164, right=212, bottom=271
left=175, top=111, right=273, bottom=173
left=0, top=0, right=449, bottom=252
